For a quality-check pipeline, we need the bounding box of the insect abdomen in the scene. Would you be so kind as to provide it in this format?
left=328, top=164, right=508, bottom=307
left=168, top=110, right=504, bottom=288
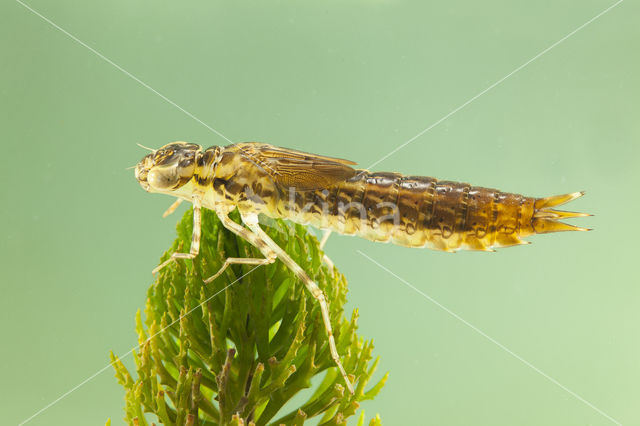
left=330, top=173, right=527, bottom=251
left=276, top=171, right=588, bottom=251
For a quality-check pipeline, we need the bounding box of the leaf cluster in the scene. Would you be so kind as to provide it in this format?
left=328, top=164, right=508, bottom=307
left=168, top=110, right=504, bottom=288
left=111, top=208, right=386, bottom=425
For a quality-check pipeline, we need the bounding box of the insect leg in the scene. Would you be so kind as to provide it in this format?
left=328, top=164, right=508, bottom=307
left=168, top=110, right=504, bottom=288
left=152, top=195, right=201, bottom=274
left=319, top=230, right=332, bottom=249
left=162, top=198, right=184, bottom=218
left=241, top=214, right=354, bottom=395
left=319, top=230, right=335, bottom=270
left=204, top=209, right=277, bottom=284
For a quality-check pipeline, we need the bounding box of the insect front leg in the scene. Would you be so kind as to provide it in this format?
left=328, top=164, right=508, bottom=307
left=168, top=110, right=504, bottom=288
left=319, top=230, right=335, bottom=270
left=152, top=195, right=201, bottom=274
left=242, top=214, right=354, bottom=395
left=162, top=198, right=183, bottom=218
left=319, top=230, right=332, bottom=249
left=203, top=209, right=277, bottom=284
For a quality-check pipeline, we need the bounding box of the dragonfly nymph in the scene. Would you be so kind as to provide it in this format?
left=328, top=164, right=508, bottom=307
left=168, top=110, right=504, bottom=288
left=134, top=141, right=590, bottom=393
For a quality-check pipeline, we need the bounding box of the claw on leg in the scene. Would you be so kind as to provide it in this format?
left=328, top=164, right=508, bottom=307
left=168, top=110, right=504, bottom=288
left=152, top=257, right=175, bottom=274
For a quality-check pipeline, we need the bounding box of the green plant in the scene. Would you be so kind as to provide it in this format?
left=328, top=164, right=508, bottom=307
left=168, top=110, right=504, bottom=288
left=110, top=208, right=386, bottom=425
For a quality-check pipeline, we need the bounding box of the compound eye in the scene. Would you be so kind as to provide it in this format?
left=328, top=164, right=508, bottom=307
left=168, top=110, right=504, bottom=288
left=147, top=167, right=179, bottom=190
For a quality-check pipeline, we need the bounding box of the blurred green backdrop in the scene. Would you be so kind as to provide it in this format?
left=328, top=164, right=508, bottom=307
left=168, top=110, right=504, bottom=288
left=2, top=0, right=638, bottom=424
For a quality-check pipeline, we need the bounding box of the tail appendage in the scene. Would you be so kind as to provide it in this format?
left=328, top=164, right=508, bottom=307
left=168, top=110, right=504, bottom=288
left=532, top=191, right=591, bottom=234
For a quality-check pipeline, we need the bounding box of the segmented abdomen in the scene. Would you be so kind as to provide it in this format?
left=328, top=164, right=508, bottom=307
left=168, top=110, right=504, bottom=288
left=275, top=171, right=587, bottom=252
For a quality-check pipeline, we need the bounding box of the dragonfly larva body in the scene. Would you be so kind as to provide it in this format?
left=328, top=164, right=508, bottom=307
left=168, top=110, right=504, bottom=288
left=136, top=142, right=587, bottom=252
left=135, top=141, right=590, bottom=394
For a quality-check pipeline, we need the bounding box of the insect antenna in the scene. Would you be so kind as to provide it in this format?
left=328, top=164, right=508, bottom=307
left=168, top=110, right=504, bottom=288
left=136, top=143, right=157, bottom=152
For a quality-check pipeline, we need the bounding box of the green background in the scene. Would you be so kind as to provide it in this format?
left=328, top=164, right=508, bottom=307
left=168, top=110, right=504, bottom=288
left=2, top=0, right=638, bottom=424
